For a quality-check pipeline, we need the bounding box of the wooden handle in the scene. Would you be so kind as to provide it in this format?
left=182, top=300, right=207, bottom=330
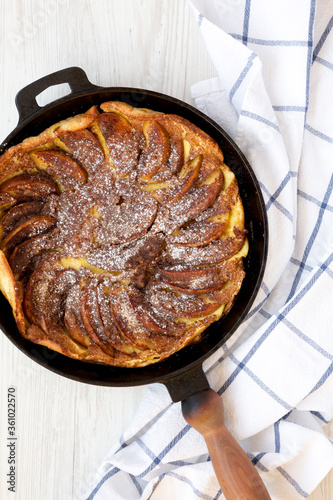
left=182, top=389, right=271, bottom=500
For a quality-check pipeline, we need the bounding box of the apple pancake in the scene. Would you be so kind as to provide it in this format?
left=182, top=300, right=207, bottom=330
left=0, top=102, right=248, bottom=367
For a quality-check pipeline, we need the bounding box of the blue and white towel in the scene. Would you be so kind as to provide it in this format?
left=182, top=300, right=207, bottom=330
left=85, top=1, right=333, bottom=498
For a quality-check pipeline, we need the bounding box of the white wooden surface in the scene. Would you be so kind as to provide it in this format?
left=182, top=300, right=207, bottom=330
left=0, top=1, right=331, bottom=499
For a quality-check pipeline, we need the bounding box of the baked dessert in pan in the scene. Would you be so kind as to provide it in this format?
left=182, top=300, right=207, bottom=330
left=0, top=102, right=248, bottom=367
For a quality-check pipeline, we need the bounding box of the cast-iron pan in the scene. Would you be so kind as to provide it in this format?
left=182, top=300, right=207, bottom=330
left=0, top=68, right=269, bottom=498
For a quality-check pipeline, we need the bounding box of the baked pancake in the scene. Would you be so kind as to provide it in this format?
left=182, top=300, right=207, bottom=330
left=0, top=102, right=248, bottom=367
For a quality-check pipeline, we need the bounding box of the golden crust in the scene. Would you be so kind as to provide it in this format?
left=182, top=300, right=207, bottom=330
left=0, top=101, right=247, bottom=367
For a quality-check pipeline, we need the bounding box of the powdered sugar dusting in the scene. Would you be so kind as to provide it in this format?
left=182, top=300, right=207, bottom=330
left=0, top=105, right=248, bottom=367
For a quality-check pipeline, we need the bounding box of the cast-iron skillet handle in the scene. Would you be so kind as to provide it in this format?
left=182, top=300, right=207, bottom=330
left=182, top=390, right=271, bottom=499
left=15, top=67, right=100, bottom=124
left=165, top=367, right=270, bottom=499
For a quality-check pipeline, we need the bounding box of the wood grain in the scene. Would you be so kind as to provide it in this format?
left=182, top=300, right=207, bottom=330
left=0, top=1, right=331, bottom=499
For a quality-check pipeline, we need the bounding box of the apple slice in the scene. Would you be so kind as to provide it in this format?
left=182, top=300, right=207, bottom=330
left=203, top=265, right=246, bottom=305
left=148, top=136, right=186, bottom=184
left=167, top=136, right=185, bottom=175
left=80, top=280, right=115, bottom=356
left=164, top=229, right=247, bottom=267
left=30, top=150, right=87, bottom=190
left=167, top=167, right=223, bottom=219
left=109, top=284, right=152, bottom=351
left=167, top=212, right=229, bottom=247
left=142, top=136, right=186, bottom=186
left=137, top=121, right=170, bottom=181
left=96, top=283, right=140, bottom=354
left=23, top=252, right=61, bottom=326
left=55, top=129, right=106, bottom=176
left=39, top=268, right=78, bottom=334
left=147, top=281, right=222, bottom=318
left=41, top=194, right=59, bottom=217
left=85, top=233, right=164, bottom=272
left=160, top=154, right=203, bottom=205
left=0, top=215, right=56, bottom=257
left=141, top=154, right=202, bottom=204
left=92, top=113, right=140, bottom=177
left=0, top=173, right=59, bottom=201
left=198, top=176, right=239, bottom=220
left=158, top=264, right=230, bottom=294
left=0, top=193, right=17, bottom=215
left=64, top=283, right=91, bottom=347
left=196, top=153, right=223, bottom=183
left=151, top=168, right=223, bottom=235
left=0, top=200, right=45, bottom=240
left=94, top=188, right=158, bottom=245
left=110, top=284, right=178, bottom=353
left=127, top=286, right=187, bottom=338
left=126, top=286, right=170, bottom=334
left=9, top=229, right=59, bottom=282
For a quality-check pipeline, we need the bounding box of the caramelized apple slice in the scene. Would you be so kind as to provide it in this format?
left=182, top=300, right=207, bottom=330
left=110, top=284, right=177, bottom=352
left=0, top=215, right=56, bottom=257
left=54, top=184, right=98, bottom=249
left=109, top=285, right=146, bottom=349
left=0, top=173, right=59, bottom=201
left=165, top=153, right=202, bottom=198
left=165, top=231, right=247, bottom=267
left=0, top=200, right=45, bottom=240
left=141, top=154, right=202, bottom=204
left=80, top=280, right=115, bottom=356
left=64, top=283, right=91, bottom=347
left=160, top=155, right=203, bottom=204
left=23, top=253, right=91, bottom=352
left=196, top=153, right=223, bottom=183
left=167, top=137, right=185, bottom=175
left=39, top=268, right=78, bottom=334
left=159, top=264, right=230, bottom=294
left=96, top=283, right=140, bottom=354
left=169, top=168, right=223, bottom=220
left=85, top=233, right=164, bottom=272
left=126, top=286, right=170, bottom=334
left=41, top=194, right=59, bottom=217
left=30, top=150, right=87, bottom=190
left=0, top=193, right=17, bottom=215
left=55, top=129, right=105, bottom=176
left=93, top=113, right=140, bottom=177
left=147, top=281, right=222, bottom=318
left=203, top=265, right=245, bottom=305
left=151, top=168, right=223, bottom=234
left=147, top=136, right=185, bottom=184
left=94, top=190, right=158, bottom=245
left=137, top=121, right=170, bottom=181
left=23, top=252, right=61, bottom=326
left=168, top=212, right=229, bottom=247
left=9, top=229, right=59, bottom=282
left=190, top=168, right=223, bottom=209
left=198, top=176, right=239, bottom=220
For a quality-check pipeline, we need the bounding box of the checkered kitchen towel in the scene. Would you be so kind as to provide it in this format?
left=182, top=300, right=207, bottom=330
left=85, top=1, right=333, bottom=498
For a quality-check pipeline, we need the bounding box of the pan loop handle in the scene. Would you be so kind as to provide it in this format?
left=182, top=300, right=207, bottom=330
left=15, top=67, right=101, bottom=124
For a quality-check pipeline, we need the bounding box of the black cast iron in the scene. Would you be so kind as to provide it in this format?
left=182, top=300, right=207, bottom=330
left=0, top=67, right=268, bottom=402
